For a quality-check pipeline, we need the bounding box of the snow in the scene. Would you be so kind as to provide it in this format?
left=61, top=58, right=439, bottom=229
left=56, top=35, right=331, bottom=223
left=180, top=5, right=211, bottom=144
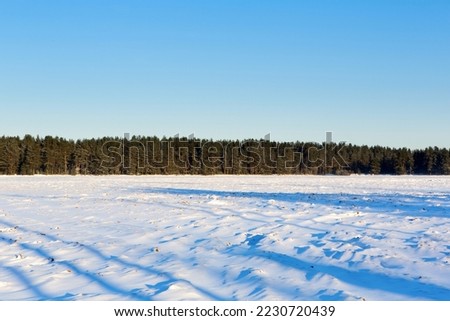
left=0, top=175, right=449, bottom=301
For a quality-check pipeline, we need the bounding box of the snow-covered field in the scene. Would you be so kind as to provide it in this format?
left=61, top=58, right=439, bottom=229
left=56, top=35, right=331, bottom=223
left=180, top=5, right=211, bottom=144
left=0, top=175, right=449, bottom=301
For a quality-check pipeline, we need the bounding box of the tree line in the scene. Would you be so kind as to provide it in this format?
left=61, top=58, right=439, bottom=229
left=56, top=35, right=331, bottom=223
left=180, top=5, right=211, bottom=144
left=0, top=134, right=449, bottom=175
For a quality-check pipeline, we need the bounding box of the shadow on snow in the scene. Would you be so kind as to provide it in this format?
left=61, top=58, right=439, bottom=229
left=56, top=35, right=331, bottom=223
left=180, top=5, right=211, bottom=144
left=141, top=187, right=450, bottom=219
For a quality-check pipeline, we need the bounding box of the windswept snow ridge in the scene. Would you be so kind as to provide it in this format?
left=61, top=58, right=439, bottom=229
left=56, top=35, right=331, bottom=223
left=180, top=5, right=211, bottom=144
left=0, top=175, right=449, bottom=301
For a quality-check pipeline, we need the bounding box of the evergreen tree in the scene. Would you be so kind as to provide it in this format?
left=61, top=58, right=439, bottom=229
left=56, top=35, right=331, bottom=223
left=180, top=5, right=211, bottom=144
left=0, top=137, right=21, bottom=175
left=0, top=134, right=448, bottom=176
left=18, top=135, right=41, bottom=175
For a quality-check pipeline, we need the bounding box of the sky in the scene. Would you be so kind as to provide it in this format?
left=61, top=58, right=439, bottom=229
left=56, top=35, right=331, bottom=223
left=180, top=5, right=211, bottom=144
left=0, top=0, right=449, bottom=149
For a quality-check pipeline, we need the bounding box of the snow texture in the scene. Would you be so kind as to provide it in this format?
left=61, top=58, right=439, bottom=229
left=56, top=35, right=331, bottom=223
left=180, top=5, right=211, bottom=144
left=0, top=175, right=449, bottom=301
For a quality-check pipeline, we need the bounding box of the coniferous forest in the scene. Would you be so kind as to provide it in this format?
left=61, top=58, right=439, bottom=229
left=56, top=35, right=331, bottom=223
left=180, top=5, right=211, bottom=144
left=0, top=135, right=449, bottom=175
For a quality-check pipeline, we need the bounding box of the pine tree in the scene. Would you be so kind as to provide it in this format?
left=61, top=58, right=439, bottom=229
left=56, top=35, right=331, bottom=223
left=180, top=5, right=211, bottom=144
left=18, top=135, right=41, bottom=175
left=0, top=137, right=21, bottom=175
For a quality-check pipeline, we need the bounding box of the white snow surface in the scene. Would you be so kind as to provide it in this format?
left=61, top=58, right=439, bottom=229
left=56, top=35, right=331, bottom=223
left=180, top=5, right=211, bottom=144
left=0, top=175, right=449, bottom=301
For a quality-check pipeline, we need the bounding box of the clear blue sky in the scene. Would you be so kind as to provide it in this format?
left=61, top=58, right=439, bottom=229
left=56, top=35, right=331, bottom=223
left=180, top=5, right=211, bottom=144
left=1, top=0, right=449, bottom=149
